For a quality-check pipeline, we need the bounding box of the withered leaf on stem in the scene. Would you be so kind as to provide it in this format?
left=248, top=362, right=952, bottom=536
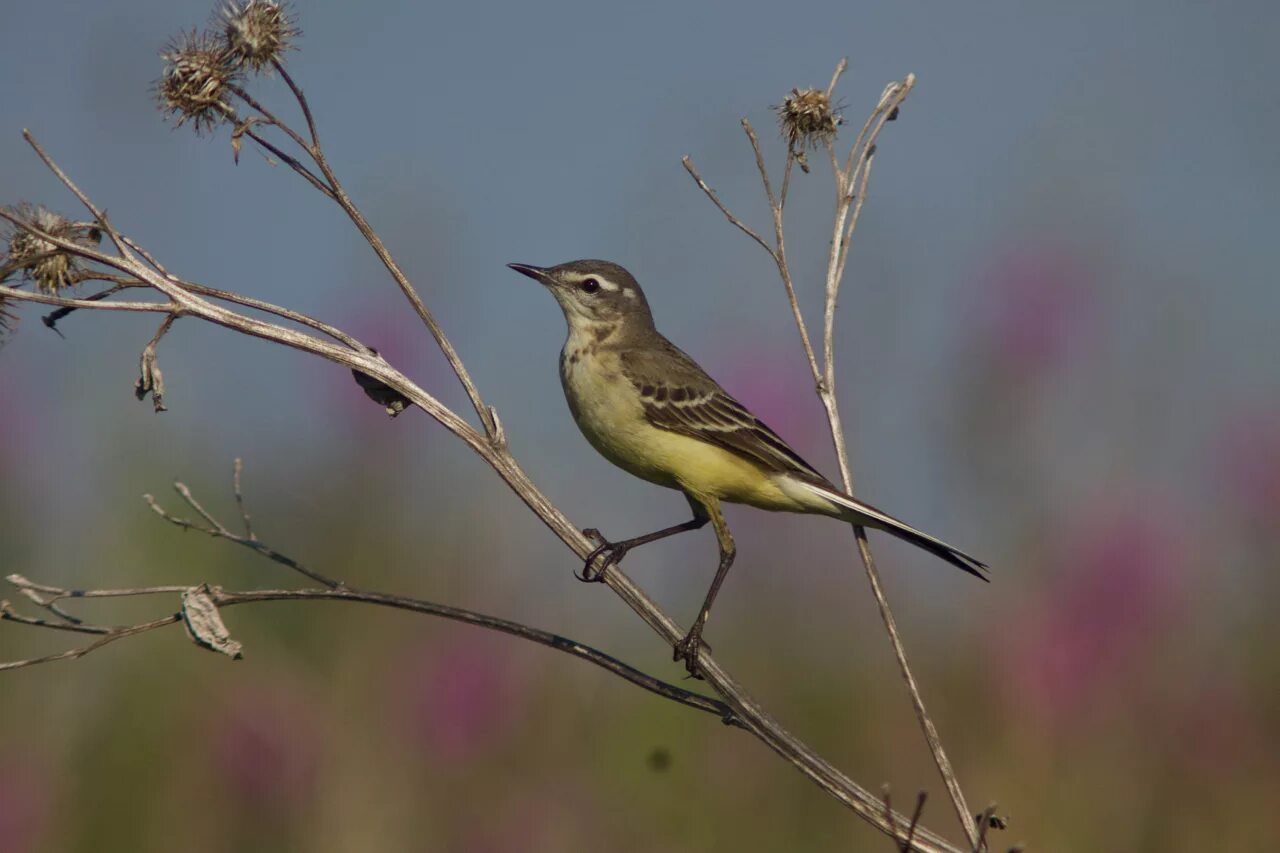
left=181, top=586, right=243, bottom=659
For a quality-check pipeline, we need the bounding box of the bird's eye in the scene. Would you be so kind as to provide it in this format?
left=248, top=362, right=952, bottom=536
left=581, top=278, right=601, bottom=294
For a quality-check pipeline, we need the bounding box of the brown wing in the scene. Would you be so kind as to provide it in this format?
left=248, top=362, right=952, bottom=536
left=619, top=338, right=832, bottom=487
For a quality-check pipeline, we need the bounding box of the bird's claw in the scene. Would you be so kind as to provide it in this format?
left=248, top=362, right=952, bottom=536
left=673, top=625, right=710, bottom=678
left=579, top=529, right=628, bottom=583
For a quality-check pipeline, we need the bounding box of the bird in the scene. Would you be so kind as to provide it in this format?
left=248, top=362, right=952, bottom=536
left=508, top=259, right=987, bottom=675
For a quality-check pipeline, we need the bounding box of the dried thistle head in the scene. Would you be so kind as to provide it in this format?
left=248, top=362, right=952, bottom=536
left=221, top=0, right=299, bottom=72
left=159, top=30, right=240, bottom=133
left=2, top=203, right=102, bottom=295
left=775, top=88, right=841, bottom=152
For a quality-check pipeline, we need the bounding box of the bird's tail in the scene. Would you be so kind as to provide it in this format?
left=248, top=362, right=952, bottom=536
left=793, top=480, right=989, bottom=581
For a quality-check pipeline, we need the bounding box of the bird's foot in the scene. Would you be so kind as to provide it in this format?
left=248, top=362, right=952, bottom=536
left=579, top=529, right=629, bottom=583
left=673, top=624, right=711, bottom=679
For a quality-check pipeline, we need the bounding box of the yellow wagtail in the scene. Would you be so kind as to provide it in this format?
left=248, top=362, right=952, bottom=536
left=509, top=259, right=987, bottom=674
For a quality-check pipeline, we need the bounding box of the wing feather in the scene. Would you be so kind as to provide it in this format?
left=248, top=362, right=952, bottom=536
left=619, top=341, right=829, bottom=485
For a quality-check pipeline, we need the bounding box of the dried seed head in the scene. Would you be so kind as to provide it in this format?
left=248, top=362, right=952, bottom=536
left=221, top=0, right=299, bottom=72
left=2, top=203, right=101, bottom=295
left=159, top=30, right=240, bottom=133
left=775, top=88, right=841, bottom=152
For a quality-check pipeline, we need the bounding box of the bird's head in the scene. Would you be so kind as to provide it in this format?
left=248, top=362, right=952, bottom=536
left=508, top=259, right=654, bottom=332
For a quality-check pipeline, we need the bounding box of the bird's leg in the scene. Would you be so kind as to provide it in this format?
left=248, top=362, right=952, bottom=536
left=580, top=516, right=708, bottom=583
left=674, top=498, right=735, bottom=678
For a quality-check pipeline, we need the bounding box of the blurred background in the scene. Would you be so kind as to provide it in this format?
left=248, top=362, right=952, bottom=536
left=2, top=0, right=1278, bottom=850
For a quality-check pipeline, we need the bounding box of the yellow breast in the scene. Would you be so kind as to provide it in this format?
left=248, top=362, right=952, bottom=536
left=560, top=343, right=814, bottom=513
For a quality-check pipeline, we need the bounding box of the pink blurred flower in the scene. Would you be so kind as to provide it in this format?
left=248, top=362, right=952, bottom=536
left=0, top=748, right=52, bottom=853
left=397, top=634, right=530, bottom=764
left=0, top=373, right=41, bottom=474
left=320, top=305, right=439, bottom=430
left=979, top=243, right=1094, bottom=380
left=208, top=680, right=321, bottom=812
left=717, top=346, right=823, bottom=443
left=1001, top=499, right=1186, bottom=731
left=1214, top=410, right=1280, bottom=528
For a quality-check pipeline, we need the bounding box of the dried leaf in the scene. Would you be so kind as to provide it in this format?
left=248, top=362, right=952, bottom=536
left=181, top=586, right=243, bottom=659
left=351, top=352, right=410, bottom=417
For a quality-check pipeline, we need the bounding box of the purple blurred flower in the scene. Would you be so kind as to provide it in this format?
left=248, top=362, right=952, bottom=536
left=321, top=305, right=437, bottom=429
left=717, top=346, right=823, bottom=442
left=208, top=680, right=321, bottom=812
left=0, top=748, right=51, bottom=853
left=397, top=634, right=529, bottom=764
left=0, top=373, right=40, bottom=473
left=1214, top=410, right=1280, bottom=529
left=1002, top=500, right=1186, bottom=730
left=979, top=243, right=1094, bottom=380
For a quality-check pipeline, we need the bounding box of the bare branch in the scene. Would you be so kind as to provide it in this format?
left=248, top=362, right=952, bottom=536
left=243, top=126, right=336, bottom=200
left=680, top=156, right=775, bottom=258
left=224, top=81, right=496, bottom=437
left=22, top=130, right=134, bottom=262
left=0, top=284, right=171, bottom=314
left=804, top=70, right=984, bottom=850
left=0, top=613, right=182, bottom=672
left=233, top=458, right=254, bottom=540
left=145, top=472, right=343, bottom=589
left=825, top=58, right=849, bottom=100
left=742, top=119, right=821, bottom=383
left=686, top=63, right=983, bottom=849
left=2, top=574, right=739, bottom=726
left=273, top=61, right=322, bottom=149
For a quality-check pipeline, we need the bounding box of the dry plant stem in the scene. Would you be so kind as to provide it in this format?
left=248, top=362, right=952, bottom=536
left=8, top=468, right=734, bottom=719
left=0, top=134, right=964, bottom=853
left=683, top=67, right=981, bottom=849
left=144, top=475, right=343, bottom=589
left=225, top=73, right=496, bottom=437
left=0, top=580, right=736, bottom=723
left=9, top=271, right=364, bottom=353
left=814, top=75, right=981, bottom=850
left=232, top=458, right=254, bottom=539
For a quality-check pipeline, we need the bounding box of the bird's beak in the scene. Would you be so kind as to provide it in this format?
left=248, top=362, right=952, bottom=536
left=507, top=263, right=556, bottom=287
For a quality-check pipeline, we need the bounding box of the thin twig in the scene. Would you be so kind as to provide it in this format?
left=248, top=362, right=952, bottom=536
left=2, top=573, right=738, bottom=726
left=22, top=130, right=134, bottom=262
left=244, top=127, right=336, bottom=200
left=145, top=484, right=343, bottom=590
left=6, top=574, right=191, bottom=599
left=0, top=614, right=182, bottom=672
left=684, top=64, right=981, bottom=849
left=1, top=600, right=108, bottom=634
left=679, top=157, right=775, bottom=258
left=224, top=81, right=495, bottom=436
left=41, top=283, right=128, bottom=331
left=0, top=284, right=171, bottom=314
left=272, top=61, right=322, bottom=148
left=233, top=458, right=255, bottom=540
left=825, top=58, right=849, bottom=100
left=742, top=120, right=821, bottom=381
left=807, top=71, right=982, bottom=850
